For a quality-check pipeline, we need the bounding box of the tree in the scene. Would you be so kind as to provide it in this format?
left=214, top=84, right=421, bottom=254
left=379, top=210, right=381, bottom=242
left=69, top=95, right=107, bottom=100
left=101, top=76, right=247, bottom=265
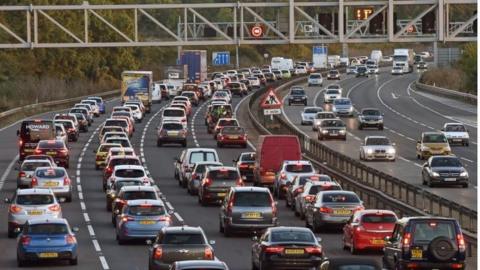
left=458, top=42, right=477, bottom=94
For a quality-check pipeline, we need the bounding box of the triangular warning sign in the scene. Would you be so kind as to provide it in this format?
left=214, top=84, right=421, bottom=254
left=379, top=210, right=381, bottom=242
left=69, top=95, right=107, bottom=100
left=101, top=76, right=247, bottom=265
left=260, top=89, right=282, bottom=108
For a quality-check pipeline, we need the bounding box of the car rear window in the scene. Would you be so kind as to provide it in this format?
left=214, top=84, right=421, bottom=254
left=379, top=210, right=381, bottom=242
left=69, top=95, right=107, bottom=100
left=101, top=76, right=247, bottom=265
left=36, top=168, right=66, bottom=178
left=162, top=123, right=183, bottom=130
left=218, top=120, right=238, bottom=126
left=326, top=90, right=340, bottom=95
left=162, top=233, right=205, bottom=245
left=209, top=169, right=239, bottom=181
left=310, top=184, right=341, bottom=194
left=16, top=194, right=54, bottom=205
left=27, top=224, right=68, bottom=234
left=305, top=108, right=322, bottom=114
left=115, top=180, right=143, bottom=190
left=221, top=127, right=244, bottom=134
left=128, top=205, right=165, bottom=216
left=285, top=164, right=314, bottom=173
left=240, top=154, right=255, bottom=162
left=116, top=169, right=144, bottom=178
left=99, top=144, right=119, bottom=152
left=21, top=162, right=51, bottom=171
left=412, top=221, right=456, bottom=243
left=105, top=120, right=127, bottom=128
left=362, top=214, right=397, bottom=223
left=271, top=231, right=315, bottom=243
left=57, top=121, right=73, bottom=129
left=164, top=110, right=184, bottom=117
left=38, top=141, right=64, bottom=149
left=233, top=191, right=271, bottom=207
left=107, top=139, right=130, bottom=147
left=190, top=152, right=217, bottom=163
left=322, top=193, right=360, bottom=203
left=122, top=191, right=156, bottom=200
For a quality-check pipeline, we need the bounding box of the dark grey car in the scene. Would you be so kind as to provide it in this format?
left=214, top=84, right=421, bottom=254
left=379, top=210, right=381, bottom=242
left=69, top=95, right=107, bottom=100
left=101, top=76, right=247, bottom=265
left=422, top=156, right=469, bottom=188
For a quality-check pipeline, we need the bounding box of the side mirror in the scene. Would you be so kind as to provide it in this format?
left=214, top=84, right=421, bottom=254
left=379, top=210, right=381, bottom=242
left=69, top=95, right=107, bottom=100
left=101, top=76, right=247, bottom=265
left=252, top=236, right=258, bottom=242
left=72, top=227, right=80, bottom=233
left=4, top=198, right=11, bottom=204
left=384, top=236, right=391, bottom=242
left=316, top=237, right=322, bottom=243
left=209, top=240, right=216, bottom=245
left=114, top=209, right=120, bottom=215
left=146, top=239, right=153, bottom=245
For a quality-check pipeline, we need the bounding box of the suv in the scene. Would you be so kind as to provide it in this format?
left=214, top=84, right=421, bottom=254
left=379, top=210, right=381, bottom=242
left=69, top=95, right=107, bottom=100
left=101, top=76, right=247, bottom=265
left=416, top=132, right=451, bottom=160
left=383, top=217, right=466, bottom=270
left=198, top=166, right=243, bottom=205
left=219, top=187, right=278, bottom=237
left=355, top=65, right=369, bottom=77
left=288, top=87, right=307, bottom=106
left=358, top=108, right=384, bottom=130
left=174, top=148, right=220, bottom=188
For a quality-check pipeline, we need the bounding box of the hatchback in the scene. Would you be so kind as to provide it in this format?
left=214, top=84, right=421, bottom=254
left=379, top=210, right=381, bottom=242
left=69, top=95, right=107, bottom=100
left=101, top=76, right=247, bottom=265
left=94, top=143, right=122, bottom=170
left=216, top=126, right=247, bottom=148
left=32, top=167, right=73, bottom=202
left=106, top=164, right=151, bottom=192
left=294, top=179, right=341, bottom=219
left=104, top=136, right=132, bottom=148
left=34, top=140, right=70, bottom=168
left=212, top=118, right=239, bottom=138
left=301, top=107, right=323, bottom=125
left=112, top=185, right=160, bottom=225
left=105, top=178, right=144, bottom=211
left=174, top=148, right=220, bottom=188
left=103, top=156, right=142, bottom=190
left=187, top=161, right=223, bottom=196
left=233, top=152, right=256, bottom=182
left=157, top=121, right=187, bottom=147
left=285, top=174, right=334, bottom=209
left=274, top=160, right=315, bottom=199
left=198, top=166, right=243, bottom=205
left=332, top=98, right=354, bottom=117
left=17, top=159, right=54, bottom=188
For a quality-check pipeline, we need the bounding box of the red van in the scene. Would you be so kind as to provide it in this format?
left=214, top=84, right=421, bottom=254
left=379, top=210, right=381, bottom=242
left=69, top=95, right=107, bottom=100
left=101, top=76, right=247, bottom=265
left=254, top=135, right=301, bottom=187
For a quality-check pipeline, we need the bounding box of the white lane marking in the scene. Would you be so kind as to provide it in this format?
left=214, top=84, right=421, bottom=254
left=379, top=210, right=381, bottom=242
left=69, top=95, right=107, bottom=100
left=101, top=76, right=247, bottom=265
left=87, top=224, right=95, bottom=236
left=83, top=213, right=90, bottom=222
left=391, top=93, right=399, bottom=99
left=0, top=154, right=18, bottom=190
left=78, top=192, right=83, bottom=200
left=174, top=212, right=184, bottom=223
left=80, top=201, right=86, bottom=211
left=99, top=256, right=110, bottom=270
left=92, top=239, right=101, bottom=252
left=165, top=201, right=174, bottom=210
left=139, top=105, right=166, bottom=174
left=191, top=102, right=210, bottom=147
left=413, top=163, right=423, bottom=168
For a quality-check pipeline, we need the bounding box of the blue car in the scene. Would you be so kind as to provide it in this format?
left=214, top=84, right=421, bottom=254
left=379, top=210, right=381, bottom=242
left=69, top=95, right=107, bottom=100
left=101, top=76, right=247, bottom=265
left=87, top=96, right=106, bottom=114
left=17, top=218, right=78, bottom=267
left=115, top=199, right=171, bottom=244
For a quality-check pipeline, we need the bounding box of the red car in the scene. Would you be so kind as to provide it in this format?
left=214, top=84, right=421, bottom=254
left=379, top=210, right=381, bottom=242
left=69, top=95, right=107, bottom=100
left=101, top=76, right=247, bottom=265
left=34, top=140, right=70, bottom=168
left=216, top=126, right=247, bottom=148
left=342, top=209, right=397, bottom=254
left=103, top=155, right=142, bottom=190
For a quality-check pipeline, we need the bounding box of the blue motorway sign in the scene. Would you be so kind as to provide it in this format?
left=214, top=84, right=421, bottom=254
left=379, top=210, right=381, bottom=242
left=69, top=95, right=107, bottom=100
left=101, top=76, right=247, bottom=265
left=313, top=46, right=327, bottom=55
left=212, top=51, right=230, bottom=65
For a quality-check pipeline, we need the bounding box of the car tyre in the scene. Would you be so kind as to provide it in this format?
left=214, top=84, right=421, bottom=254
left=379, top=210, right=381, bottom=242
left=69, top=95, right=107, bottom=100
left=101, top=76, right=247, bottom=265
left=8, top=229, right=16, bottom=238
left=463, top=183, right=469, bottom=188
left=65, top=193, right=72, bottom=203
left=223, top=224, right=232, bottom=237
left=157, top=140, right=162, bottom=147
left=379, top=125, right=384, bottom=130
left=358, top=124, right=363, bottom=130
left=17, top=255, right=26, bottom=267
left=69, top=257, right=78, bottom=265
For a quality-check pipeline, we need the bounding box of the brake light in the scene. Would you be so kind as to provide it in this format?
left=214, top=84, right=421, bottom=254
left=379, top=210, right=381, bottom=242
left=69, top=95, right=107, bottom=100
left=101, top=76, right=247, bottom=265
left=239, top=164, right=248, bottom=169
left=293, top=187, right=304, bottom=196
left=280, top=172, right=286, bottom=180
left=354, top=206, right=365, bottom=212
left=121, top=216, right=134, bottom=223
left=31, top=177, right=38, bottom=187
left=319, top=207, right=333, bottom=213
left=305, top=246, right=322, bottom=254
left=9, top=204, right=23, bottom=214
left=106, top=166, right=113, bottom=173
left=264, top=246, right=284, bottom=253
left=204, top=247, right=214, bottom=259
left=181, top=118, right=187, bottom=122
left=48, top=204, right=61, bottom=212
left=153, top=247, right=163, bottom=259
left=18, top=139, right=23, bottom=147
left=402, top=232, right=411, bottom=251
left=66, top=234, right=77, bottom=244
left=158, top=216, right=171, bottom=223
left=116, top=199, right=127, bottom=207
left=202, top=178, right=212, bottom=187
left=160, top=129, right=167, bottom=136
left=305, top=195, right=315, bottom=203
left=218, top=135, right=224, bottom=140
left=34, top=149, right=42, bottom=154
left=236, top=178, right=244, bottom=186
left=20, top=235, right=31, bottom=246
left=457, top=234, right=466, bottom=252
left=355, top=225, right=365, bottom=232
left=63, top=177, right=71, bottom=186
left=18, top=172, right=26, bottom=178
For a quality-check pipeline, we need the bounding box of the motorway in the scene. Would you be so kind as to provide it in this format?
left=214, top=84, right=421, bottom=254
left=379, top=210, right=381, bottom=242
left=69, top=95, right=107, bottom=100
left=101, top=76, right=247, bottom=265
left=280, top=69, right=477, bottom=211
left=0, top=70, right=476, bottom=270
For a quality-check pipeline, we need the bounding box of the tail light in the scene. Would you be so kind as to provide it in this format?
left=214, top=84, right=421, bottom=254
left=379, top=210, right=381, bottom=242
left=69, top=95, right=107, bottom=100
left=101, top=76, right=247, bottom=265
left=227, top=196, right=235, bottom=215
left=158, top=216, right=171, bottom=223
left=66, top=234, right=77, bottom=244
left=319, top=207, right=333, bottom=213
left=160, top=129, right=167, bottom=136
left=48, top=204, right=61, bottom=212
left=239, top=164, right=248, bottom=169
left=153, top=247, right=163, bottom=259
left=63, top=177, right=71, bottom=186
left=236, top=178, right=244, bottom=186
left=293, top=187, right=304, bottom=196
left=34, top=149, right=42, bottom=154
left=142, top=177, right=150, bottom=184
left=106, top=166, right=113, bottom=173
left=401, top=232, right=412, bottom=251
left=279, top=172, right=287, bottom=180
left=31, top=177, right=38, bottom=187
left=59, top=149, right=68, bottom=155
left=9, top=204, right=23, bottom=214
left=354, top=206, right=365, bottom=212
left=305, top=246, right=322, bottom=254
left=181, top=118, right=187, bottom=122
left=20, top=235, right=31, bottom=246
left=18, top=172, right=26, bottom=178
left=68, top=128, right=75, bottom=132
left=218, top=135, right=224, bottom=140
left=18, top=140, right=23, bottom=147
left=355, top=225, right=365, bottom=232
left=204, top=247, right=214, bottom=259
left=305, top=195, right=315, bottom=203
left=121, top=216, right=134, bottom=223
left=202, top=178, right=212, bottom=187
left=457, top=234, right=466, bottom=252
left=264, top=246, right=284, bottom=253
left=116, top=199, right=127, bottom=208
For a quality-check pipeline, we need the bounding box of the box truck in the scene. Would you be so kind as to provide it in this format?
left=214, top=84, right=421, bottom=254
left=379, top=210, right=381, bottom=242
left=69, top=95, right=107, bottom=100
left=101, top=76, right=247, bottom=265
left=121, top=71, right=153, bottom=113
left=179, top=50, right=207, bottom=83
left=312, top=46, right=328, bottom=69
left=271, top=57, right=294, bottom=71
left=393, top=48, right=414, bottom=73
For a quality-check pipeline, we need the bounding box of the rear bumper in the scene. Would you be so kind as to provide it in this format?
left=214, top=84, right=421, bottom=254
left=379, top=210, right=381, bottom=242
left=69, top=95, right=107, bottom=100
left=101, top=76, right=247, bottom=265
left=218, top=139, right=247, bottom=145
left=227, top=218, right=278, bottom=231
left=18, top=246, right=77, bottom=261
left=399, top=260, right=465, bottom=270
left=262, top=255, right=323, bottom=269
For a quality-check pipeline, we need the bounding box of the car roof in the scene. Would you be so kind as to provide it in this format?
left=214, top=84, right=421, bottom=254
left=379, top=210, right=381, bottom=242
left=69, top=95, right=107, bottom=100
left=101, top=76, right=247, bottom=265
left=114, top=165, right=144, bottom=170
left=444, top=122, right=464, bottom=126
left=318, top=190, right=356, bottom=195
left=283, top=160, right=311, bottom=165
left=207, top=166, right=237, bottom=171
left=268, top=226, right=314, bottom=234
left=16, top=188, right=54, bottom=195
left=27, top=218, right=68, bottom=225
left=361, top=108, right=380, bottom=111
left=310, top=181, right=340, bottom=186
left=110, top=155, right=139, bottom=160
left=365, top=135, right=388, bottom=139
left=127, top=199, right=164, bottom=206
left=304, top=107, right=322, bottom=111
left=396, top=216, right=458, bottom=225
left=232, top=186, right=270, bottom=193
left=422, top=131, right=444, bottom=135
left=174, top=260, right=226, bottom=268
left=357, top=209, right=396, bottom=216
left=163, top=226, right=203, bottom=234
left=194, top=161, right=223, bottom=166
left=120, top=185, right=156, bottom=192
left=186, top=148, right=217, bottom=153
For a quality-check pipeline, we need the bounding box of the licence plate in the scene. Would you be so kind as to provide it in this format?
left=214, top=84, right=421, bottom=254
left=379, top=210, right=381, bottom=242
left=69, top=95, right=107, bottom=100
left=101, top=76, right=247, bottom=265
left=168, top=131, right=179, bottom=136
left=370, top=239, right=384, bottom=245
left=229, top=136, right=238, bottom=139
left=242, top=212, right=261, bottom=219
left=38, top=252, right=58, bottom=258
left=333, top=209, right=351, bottom=215
left=444, top=178, right=456, bottom=181
left=248, top=165, right=254, bottom=169
left=28, top=210, right=43, bottom=215
left=217, top=193, right=226, bottom=197
left=453, top=139, right=462, bottom=142
left=285, top=249, right=305, bottom=255
left=330, top=133, right=338, bottom=136
left=139, top=220, right=155, bottom=225
left=44, top=181, right=59, bottom=187
left=47, top=152, right=57, bottom=155
left=411, top=249, right=423, bottom=259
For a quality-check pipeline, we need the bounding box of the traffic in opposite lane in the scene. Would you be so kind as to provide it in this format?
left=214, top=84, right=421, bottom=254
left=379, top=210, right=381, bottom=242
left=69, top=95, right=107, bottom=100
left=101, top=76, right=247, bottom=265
left=0, top=56, right=474, bottom=270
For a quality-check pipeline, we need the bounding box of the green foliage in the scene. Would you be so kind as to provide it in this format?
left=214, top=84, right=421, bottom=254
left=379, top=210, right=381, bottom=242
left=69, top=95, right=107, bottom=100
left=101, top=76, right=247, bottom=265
left=458, top=43, right=477, bottom=93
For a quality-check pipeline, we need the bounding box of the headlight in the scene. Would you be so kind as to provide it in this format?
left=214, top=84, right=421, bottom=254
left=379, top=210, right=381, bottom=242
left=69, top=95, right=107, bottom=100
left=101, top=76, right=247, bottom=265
left=348, top=107, right=353, bottom=112
left=387, top=148, right=396, bottom=154
left=421, top=146, right=430, bottom=151
left=339, top=129, right=346, bottom=134
left=332, top=107, right=337, bottom=112
left=431, top=171, right=440, bottom=177
left=460, top=171, right=468, bottom=177
left=366, top=148, right=374, bottom=154
left=302, top=96, right=306, bottom=99
left=322, top=130, right=328, bottom=134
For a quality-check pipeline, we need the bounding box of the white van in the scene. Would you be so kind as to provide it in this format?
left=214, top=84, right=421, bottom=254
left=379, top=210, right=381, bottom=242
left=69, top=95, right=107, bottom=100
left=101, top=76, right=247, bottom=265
left=370, top=50, right=383, bottom=63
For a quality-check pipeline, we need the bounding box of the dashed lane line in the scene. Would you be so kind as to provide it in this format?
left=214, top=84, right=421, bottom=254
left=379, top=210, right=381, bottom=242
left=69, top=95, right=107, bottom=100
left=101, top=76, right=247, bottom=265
left=0, top=154, right=18, bottom=190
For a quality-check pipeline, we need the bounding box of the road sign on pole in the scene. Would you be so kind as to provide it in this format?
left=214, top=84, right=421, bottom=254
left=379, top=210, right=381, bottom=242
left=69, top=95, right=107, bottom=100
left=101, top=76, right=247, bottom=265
left=263, top=108, right=281, bottom=115
left=260, top=89, right=282, bottom=109
left=212, top=51, right=230, bottom=65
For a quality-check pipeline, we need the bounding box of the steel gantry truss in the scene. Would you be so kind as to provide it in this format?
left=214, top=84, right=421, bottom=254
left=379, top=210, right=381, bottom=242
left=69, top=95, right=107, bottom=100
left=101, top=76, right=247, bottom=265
left=0, top=0, right=476, bottom=49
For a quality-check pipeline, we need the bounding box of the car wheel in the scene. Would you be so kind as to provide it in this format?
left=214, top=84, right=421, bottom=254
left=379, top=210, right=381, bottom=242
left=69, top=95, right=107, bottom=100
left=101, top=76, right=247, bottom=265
left=427, top=178, right=434, bottom=188
left=65, top=194, right=72, bottom=203
left=69, top=257, right=78, bottom=265
left=17, top=256, right=26, bottom=267
left=95, top=164, right=100, bottom=170
left=358, top=124, right=363, bottom=130
left=116, top=234, right=126, bottom=245
left=463, top=183, right=469, bottom=188
left=223, top=224, right=232, bottom=237
left=157, top=140, right=162, bottom=147
left=182, top=141, right=187, bottom=147
left=379, top=125, right=384, bottom=130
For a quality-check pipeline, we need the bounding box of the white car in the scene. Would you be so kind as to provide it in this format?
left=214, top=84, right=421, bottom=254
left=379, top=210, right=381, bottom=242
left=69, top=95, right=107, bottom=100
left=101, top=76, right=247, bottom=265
left=368, top=64, right=379, bottom=74
left=391, top=66, right=403, bottom=75
left=162, top=108, right=187, bottom=128
left=226, top=70, right=237, bottom=77
left=312, top=112, right=337, bottom=131
left=301, top=107, right=323, bottom=125
left=124, top=103, right=143, bottom=122
left=324, top=89, right=341, bottom=103
left=274, top=160, right=315, bottom=198
left=360, top=136, right=396, bottom=161
left=346, top=66, right=357, bottom=74
left=441, top=123, right=470, bottom=146
left=54, top=124, right=68, bottom=145
left=101, top=131, right=129, bottom=144
left=152, top=83, right=165, bottom=103
left=294, top=66, right=307, bottom=75
left=307, top=73, right=323, bottom=86
left=381, top=56, right=393, bottom=62
left=247, top=76, right=261, bottom=89
left=80, top=100, right=100, bottom=116
left=212, top=90, right=231, bottom=104
left=106, top=165, right=153, bottom=188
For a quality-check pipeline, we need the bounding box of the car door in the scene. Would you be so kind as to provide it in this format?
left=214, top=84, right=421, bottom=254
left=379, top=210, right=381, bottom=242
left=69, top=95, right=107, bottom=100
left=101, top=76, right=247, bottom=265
left=384, top=223, right=404, bottom=268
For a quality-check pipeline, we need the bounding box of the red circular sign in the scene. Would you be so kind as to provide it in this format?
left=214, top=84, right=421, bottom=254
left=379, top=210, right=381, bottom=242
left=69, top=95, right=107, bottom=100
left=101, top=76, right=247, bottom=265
left=251, top=26, right=263, bottom=38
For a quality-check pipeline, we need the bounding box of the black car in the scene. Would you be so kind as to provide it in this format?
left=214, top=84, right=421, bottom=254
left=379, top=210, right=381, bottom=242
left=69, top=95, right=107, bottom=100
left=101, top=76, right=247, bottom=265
left=233, top=152, right=256, bottom=182
left=383, top=217, right=466, bottom=270
left=251, top=227, right=323, bottom=270
left=355, top=66, right=369, bottom=77
left=320, top=257, right=381, bottom=270
left=288, top=87, right=307, bottom=106
left=358, top=108, right=384, bottom=130
left=422, top=156, right=469, bottom=188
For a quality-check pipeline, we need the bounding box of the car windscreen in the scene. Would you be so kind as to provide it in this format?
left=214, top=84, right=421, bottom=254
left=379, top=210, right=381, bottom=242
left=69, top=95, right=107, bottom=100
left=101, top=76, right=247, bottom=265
left=127, top=205, right=165, bottom=216
left=309, top=74, right=321, bottom=79
left=162, top=233, right=205, bottom=245
left=105, top=120, right=127, bottom=128
left=99, top=144, right=119, bottom=152
left=190, top=152, right=217, bottom=163
left=123, top=191, right=156, bottom=200
left=285, top=164, right=314, bottom=173
left=361, top=213, right=397, bottom=223
left=271, top=230, right=315, bottom=243
left=291, top=89, right=305, bottom=95
left=228, top=83, right=240, bottom=88
left=304, top=108, right=322, bottom=114
left=115, top=169, right=144, bottom=178
left=233, top=192, right=271, bottom=207
left=357, top=67, right=367, bottom=72
left=328, top=85, right=340, bottom=90
left=163, top=110, right=184, bottom=117
left=412, top=221, right=456, bottom=243
left=362, top=110, right=381, bottom=116
left=112, top=112, right=131, bottom=118
left=334, top=99, right=351, bottom=105
left=322, top=193, right=360, bottom=203
left=72, top=113, right=86, bottom=121
left=16, top=194, right=55, bottom=205
left=182, top=92, right=195, bottom=97
left=162, top=123, right=183, bottom=130
left=326, top=90, right=340, bottom=95
left=195, top=164, right=220, bottom=174
left=27, top=224, right=68, bottom=235
left=431, top=157, right=462, bottom=167
left=322, top=120, right=345, bottom=127
left=209, top=169, right=239, bottom=181
left=310, top=184, right=341, bottom=193
left=365, top=137, right=390, bottom=145
left=21, top=162, right=51, bottom=171
left=423, top=134, right=447, bottom=143
left=36, top=168, right=66, bottom=178
left=221, top=127, right=244, bottom=134
left=445, top=125, right=466, bottom=132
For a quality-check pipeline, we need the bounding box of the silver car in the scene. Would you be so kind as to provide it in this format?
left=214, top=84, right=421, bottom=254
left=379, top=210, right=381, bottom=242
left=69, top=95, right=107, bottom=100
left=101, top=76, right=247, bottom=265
left=32, top=167, right=73, bottom=202
left=274, top=160, right=315, bottom=199
left=219, top=187, right=278, bottom=236
left=332, top=98, right=354, bottom=117
left=6, top=188, right=62, bottom=238
left=17, top=159, right=54, bottom=188
left=55, top=124, right=68, bottom=145
left=187, top=161, right=223, bottom=195
left=360, top=136, right=396, bottom=161
left=174, top=148, right=220, bottom=188
left=313, top=112, right=337, bottom=131
left=305, top=191, right=364, bottom=232
left=294, top=179, right=341, bottom=219
left=301, top=107, right=323, bottom=125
